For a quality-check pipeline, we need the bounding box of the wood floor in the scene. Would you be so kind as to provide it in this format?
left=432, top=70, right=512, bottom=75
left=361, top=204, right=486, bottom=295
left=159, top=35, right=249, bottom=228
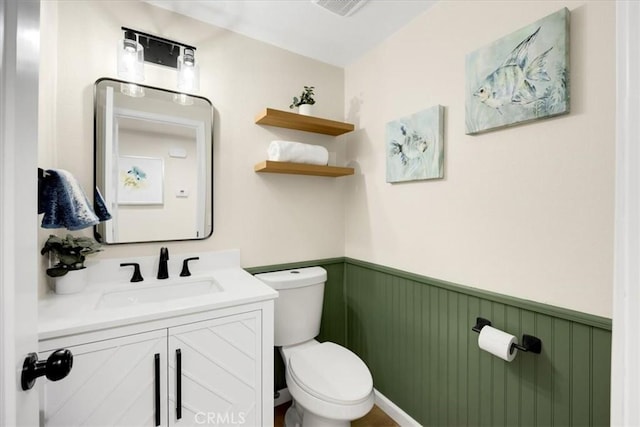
left=274, top=402, right=399, bottom=427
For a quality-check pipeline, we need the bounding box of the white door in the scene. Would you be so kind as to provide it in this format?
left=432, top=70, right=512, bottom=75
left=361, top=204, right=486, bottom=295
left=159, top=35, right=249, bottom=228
left=168, top=311, right=262, bottom=427
left=0, top=0, right=41, bottom=425
left=612, top=1, right=640, bottom=424
left=40, top=330, right=168, bottom=427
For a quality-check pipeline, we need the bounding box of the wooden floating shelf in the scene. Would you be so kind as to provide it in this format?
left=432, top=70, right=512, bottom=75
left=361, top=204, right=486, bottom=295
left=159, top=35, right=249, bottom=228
left=255, top=108, right=355, bottom=136
left=254, top=161, right=354, bottom=178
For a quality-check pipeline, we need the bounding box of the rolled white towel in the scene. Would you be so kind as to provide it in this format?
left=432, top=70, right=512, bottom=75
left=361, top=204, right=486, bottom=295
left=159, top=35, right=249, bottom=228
left=267, top=140, right=329, bottom=166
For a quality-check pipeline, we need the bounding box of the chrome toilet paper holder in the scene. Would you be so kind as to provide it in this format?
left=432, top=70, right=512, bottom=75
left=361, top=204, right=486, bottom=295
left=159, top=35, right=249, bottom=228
left=472, top=317, right=542, bottom=355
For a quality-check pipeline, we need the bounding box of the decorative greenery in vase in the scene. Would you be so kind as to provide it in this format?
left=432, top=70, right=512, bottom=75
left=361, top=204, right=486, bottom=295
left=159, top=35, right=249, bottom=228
left=41, top=234, right=102, bottom=277
left=289, top=86, right=316, bottom=109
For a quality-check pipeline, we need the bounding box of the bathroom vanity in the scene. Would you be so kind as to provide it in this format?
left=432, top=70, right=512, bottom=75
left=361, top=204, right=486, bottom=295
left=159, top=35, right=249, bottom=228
left=37, top=250, right=277, bottom=427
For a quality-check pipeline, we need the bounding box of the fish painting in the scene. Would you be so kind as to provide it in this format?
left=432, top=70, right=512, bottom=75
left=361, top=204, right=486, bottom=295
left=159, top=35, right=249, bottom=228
left=386, top=105, right=444, bottom=183
left=389, top=124, right=430, bottom=166
left=465, top=8, right=569, bottom=134
left=473, top=27, right=552, bottom=115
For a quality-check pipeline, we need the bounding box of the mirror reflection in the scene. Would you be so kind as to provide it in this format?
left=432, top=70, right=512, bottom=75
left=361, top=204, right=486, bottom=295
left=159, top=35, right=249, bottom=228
left=94, top=78, right=213, bottom=244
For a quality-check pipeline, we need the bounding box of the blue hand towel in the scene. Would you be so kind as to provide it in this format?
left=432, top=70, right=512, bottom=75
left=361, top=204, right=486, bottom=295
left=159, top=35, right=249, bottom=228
left=38, top=169, right=111, bottom=231
left=94, top=187, right=112, bottom=223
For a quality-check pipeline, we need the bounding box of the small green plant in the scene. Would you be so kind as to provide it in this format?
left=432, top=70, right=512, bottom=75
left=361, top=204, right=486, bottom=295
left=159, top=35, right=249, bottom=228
left=289, top=86, right=316, bottom=109
left=41, top=234, right=102, bottom=277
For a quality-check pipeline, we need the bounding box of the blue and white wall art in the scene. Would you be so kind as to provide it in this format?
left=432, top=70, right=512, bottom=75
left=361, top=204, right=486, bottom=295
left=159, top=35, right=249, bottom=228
left=386, top=105, right=444, bottom=183
left=465, top=8, right=569, bottom=134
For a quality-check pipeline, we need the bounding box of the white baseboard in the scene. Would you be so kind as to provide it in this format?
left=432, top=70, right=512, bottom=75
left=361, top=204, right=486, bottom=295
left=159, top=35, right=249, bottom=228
left=374, top=389, right=421, bottom=427
left=274, top=387, right=292, bottom=407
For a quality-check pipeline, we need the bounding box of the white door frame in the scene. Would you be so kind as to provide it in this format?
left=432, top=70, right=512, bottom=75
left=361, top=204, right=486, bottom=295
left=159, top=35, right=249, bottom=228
left=0, top=0, right=41, bottom=424
left=611, top=1, right=640, bottom=425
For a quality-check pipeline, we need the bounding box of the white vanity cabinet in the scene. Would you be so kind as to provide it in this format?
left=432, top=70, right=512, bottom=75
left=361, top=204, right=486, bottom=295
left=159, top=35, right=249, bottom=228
left=167, top=311, right=261, bottom=426
left=39, top=307, right=271, bottom=427
left=40, top=329, right=169, bottom=427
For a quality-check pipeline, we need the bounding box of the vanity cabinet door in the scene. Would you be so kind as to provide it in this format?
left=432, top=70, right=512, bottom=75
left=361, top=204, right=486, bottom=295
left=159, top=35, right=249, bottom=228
left=40, top=329, right=168, bottom=427
left=167, top=311, right=262, bottom=426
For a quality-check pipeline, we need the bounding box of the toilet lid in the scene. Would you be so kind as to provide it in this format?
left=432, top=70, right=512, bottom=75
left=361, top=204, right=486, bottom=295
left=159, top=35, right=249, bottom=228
left=288, top=342, right=373, bottom=405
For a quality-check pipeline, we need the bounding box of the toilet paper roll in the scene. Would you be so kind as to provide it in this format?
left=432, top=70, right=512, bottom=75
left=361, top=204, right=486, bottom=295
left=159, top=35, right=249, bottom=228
left=478, top=326, right=518, bottom=362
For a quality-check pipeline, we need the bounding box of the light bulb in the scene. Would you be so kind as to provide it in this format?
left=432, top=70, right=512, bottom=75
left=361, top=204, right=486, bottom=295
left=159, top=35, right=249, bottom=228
left=117, top=34, right=144, bottom=83
left=177, top=48, right=199, bottom=92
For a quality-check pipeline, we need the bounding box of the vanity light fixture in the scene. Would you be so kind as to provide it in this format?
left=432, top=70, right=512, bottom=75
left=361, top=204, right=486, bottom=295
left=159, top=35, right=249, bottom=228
left=118, top=27, right=199, bottom=96
left=117, top=29, right=144, bottom=83
left=177, top=47, right=200, bottom=93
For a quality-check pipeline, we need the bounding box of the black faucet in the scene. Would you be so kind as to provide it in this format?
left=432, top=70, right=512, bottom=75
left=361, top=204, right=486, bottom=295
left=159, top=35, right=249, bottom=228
left=157, top=247, right=169, bottom=280
left=120, top=263, right=144, bottom=282
left=180, top=257, right=200, bottom=277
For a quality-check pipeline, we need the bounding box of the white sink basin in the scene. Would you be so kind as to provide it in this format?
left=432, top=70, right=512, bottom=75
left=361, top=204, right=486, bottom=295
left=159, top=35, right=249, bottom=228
left=97, top=278, right=223, bottom=309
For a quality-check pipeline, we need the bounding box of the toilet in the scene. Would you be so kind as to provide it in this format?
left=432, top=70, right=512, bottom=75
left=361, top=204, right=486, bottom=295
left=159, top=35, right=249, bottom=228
left=256, top=267, right=374, bottom=427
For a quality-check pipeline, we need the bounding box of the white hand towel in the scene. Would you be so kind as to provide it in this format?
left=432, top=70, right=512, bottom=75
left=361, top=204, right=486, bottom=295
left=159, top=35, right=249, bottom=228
left=267, top=140, right=329, bottom=166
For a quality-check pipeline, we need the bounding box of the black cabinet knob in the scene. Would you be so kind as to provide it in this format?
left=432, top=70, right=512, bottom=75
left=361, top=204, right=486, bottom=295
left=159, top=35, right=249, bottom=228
left=22, top=349, right=73, bottom=390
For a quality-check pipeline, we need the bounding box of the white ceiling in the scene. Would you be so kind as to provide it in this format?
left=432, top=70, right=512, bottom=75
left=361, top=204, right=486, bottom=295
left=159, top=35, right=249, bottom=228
left=145, top=0, right=436, bottom=67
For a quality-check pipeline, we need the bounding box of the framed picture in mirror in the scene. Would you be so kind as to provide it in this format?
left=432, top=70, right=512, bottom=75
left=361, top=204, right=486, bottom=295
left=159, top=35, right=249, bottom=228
left=117, top=156, right=164, bottom=205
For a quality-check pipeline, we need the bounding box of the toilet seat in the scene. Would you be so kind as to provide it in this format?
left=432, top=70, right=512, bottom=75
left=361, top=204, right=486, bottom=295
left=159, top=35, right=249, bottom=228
left=287, top=342, right=373, bottom=405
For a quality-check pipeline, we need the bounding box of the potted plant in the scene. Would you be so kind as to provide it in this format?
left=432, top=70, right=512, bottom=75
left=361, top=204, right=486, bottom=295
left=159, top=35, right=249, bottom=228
left=41, top=234, right=102, bottom=294
left=289, top=86, right=316, bottom=116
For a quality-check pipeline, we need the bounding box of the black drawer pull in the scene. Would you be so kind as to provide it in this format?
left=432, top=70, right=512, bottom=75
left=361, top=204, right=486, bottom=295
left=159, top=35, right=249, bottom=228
left=154, top=353, right=160, bottom=426
left=176, top=349, right=182, bottom=419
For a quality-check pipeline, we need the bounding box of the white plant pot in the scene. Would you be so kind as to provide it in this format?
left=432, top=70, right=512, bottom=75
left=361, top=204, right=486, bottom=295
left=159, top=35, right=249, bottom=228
left=49, top=268, right=88, bottom=295
left=298, top=104, right=314, bottom=116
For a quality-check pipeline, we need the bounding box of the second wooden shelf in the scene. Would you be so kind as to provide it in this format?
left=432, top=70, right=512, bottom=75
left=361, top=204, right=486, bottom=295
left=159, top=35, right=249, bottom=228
left=254, top=161, right=354, bottom=177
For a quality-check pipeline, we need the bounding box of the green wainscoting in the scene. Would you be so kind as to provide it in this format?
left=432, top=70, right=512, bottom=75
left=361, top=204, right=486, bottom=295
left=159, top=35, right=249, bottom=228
left=247, top=258, right=612, bottom=426
left=345, top=258, right=612, bottom=427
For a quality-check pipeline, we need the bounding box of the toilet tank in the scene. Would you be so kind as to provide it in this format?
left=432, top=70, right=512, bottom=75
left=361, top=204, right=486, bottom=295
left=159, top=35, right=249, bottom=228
left=255, top=267, right=327, bottom=347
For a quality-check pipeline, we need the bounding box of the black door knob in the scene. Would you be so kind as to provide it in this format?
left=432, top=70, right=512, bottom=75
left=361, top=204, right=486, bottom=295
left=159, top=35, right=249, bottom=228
left=21, top=349, right=73, bottom=390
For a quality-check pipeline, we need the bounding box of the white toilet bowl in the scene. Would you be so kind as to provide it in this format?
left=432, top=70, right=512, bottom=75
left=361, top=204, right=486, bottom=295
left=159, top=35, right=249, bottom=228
left=255, top=267, right=375, bottom=427
left=281, top=340, right=374, bottom=427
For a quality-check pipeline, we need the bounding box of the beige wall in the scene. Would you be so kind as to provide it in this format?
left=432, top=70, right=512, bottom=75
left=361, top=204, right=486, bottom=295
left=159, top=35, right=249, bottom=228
left=343, top=1, right=615, bottom=318
left=38, top=1, right=347, bottom=295
left=39, top=1, right=615, bottom=318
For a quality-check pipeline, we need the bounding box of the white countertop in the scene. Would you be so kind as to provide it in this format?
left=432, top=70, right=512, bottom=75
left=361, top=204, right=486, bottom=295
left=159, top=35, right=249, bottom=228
left=38, top=249, right=278, bottom=341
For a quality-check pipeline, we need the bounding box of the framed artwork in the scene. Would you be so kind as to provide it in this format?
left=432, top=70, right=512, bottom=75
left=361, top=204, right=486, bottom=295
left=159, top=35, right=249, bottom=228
left=465, top=8, right=569, bottom=134
left=386, top=105, right=444, bottom=183
left=117, top=156, right=164, bottom=205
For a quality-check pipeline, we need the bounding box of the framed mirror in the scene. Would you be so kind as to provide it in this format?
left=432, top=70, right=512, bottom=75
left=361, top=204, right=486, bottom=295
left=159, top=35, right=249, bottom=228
left=94, top=78, right=213, bottom=244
